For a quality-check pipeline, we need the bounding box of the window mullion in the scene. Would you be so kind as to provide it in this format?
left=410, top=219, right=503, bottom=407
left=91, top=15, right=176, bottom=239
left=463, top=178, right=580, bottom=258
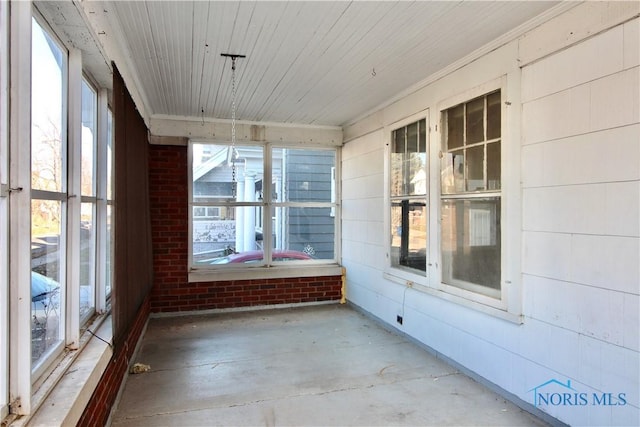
left=65, top=48, right=82, bottom=350
left=9, top=1, right=33, bottom=414
left=263, top=145, right=272, bottom=263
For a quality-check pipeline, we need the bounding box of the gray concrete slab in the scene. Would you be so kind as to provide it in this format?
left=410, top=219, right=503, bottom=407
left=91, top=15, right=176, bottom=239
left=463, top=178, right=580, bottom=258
left=112, top=304, right=547, bottom=426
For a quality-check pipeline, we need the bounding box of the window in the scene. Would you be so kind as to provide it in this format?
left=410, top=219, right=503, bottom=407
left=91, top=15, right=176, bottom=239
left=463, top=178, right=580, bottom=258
left=190, top=143, right=337, bottom=268
left=31, top=16, right=67, bottom=370
left=389, top=119, right=427, bottom=273
left=441, top=90, right=501, bottom=298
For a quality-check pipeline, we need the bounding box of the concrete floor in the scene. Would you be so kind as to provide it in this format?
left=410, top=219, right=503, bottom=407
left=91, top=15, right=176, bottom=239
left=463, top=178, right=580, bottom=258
left=111, top=304, right=547, bottom=426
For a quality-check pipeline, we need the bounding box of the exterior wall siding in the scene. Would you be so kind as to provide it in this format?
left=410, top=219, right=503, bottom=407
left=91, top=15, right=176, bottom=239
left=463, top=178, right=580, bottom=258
left=149, top=145, right=342, bottom=313
left=342, top=5, right=639, bottom=426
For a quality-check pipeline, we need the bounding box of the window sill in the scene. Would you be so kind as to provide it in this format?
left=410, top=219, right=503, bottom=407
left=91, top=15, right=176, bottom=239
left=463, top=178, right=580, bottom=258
left=189, top=264, right=344, bottom=283
left=15, top=315, right=113, bottom=426
left=383, top=272, right=523, bottom=324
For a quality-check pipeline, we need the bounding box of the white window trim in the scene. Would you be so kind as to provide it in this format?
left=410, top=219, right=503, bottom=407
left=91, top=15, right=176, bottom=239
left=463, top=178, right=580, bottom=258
left=188, top=140, right=342, bottom=283
left=383, top=76, right=523, bottom=324
left=9, top=1, right=35, bottom=414
left=0, top=0, right=10, bottom=419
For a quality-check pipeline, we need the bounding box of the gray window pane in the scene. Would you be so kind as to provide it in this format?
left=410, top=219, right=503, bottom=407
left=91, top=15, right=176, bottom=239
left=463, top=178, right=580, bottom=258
left=487, top=141, right=501, bottom=191
left=487, top=91, right=501, bottom=140
left=446, top=104, right=464, bottom=149
left=441, top=198, right=501, bottom=292
left=466, top=145, right=484, bottom=191
left=465, top=97, right=484, bottom=144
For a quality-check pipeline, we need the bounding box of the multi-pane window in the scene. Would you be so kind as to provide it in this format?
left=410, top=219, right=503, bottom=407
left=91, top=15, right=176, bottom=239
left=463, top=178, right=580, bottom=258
left=390, top=119, right=427, bottom=273
left=190, top=143, right=337, bottom=267
left=441, top=91, right=501, bottom=297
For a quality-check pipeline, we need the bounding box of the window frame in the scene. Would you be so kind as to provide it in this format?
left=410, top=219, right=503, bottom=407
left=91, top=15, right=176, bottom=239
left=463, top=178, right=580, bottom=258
left=30, top=12, right=70, bottom=378
left=6, top=6, right=115, bottom=416
left=434, top=76, right=521, bottom=318
left=188, top=140, right=342, bottom=282
left=388, top=116, right=428, bottom=275
left=384, top=110, right=430, bottom=286
left=440, top=89, right=502, bottom=300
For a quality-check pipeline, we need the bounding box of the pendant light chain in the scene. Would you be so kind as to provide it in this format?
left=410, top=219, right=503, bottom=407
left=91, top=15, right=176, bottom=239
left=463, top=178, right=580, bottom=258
left=231, top=57, right=237, bottom=197
left=221, top=53, right=245, bottom=198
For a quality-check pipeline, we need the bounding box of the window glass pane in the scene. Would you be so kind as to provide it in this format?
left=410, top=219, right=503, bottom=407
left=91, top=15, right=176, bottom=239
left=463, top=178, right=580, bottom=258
left=465, top=97, right=484, bottom=144
left=487, top=141, right=501, bottom=191
left=441, top=151, right=465, bottom=194
left=446, top=104, right=463, bottom=149
left=192, top=144, right=263, bottom=201
left=192, top=206, right=240, bottom=264
left=31, top=18, right=65, bottom=192
left=466, top=145, right=484, bottom=191
left=392, top=128, right=404, bottom=153
left=273, top=206, right=335, bottom=260
left=81, top=80, right=96, bottom=197
left=487, top=91, right=501, bottom=140
left=80, top=202, right=95, bottom=321
left=105, top=204, right=113, bottom=296
left=390, top=129, right=404, bottom=197
left=391, top=120, right=427, bottom=198
left=406, top=122, right=418, bottom=154
left=31, top=199, right=63, bottom=364
left=106, top=109, right=113, bottom=200
left=274, top=148, right=335, bottom=203
left=390, top=199, right=426, bottom=272
left=441, top=198, right=501, bottom=293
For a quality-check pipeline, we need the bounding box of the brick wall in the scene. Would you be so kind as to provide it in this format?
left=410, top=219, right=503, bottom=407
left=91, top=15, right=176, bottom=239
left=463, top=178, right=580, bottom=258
left=77, top=296, right=150, bottom=427
left=148, top=144, right=342, bottom=313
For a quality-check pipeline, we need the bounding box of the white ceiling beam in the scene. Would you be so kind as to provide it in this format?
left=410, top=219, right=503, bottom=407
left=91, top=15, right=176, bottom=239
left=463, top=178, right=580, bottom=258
left=149, top=116, right=342, bottom=147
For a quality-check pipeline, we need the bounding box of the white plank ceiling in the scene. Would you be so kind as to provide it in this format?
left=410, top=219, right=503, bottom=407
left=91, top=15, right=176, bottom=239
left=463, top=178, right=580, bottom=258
left=81, top=1, right=560, bottom=127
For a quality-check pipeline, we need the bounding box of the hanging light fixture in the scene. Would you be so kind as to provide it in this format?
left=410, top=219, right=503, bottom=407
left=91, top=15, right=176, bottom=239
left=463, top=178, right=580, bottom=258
left=221, top=53, right=246, bottom=198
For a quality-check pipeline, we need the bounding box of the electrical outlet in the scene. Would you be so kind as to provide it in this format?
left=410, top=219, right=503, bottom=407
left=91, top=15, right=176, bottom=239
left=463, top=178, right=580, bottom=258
left=396, top=315, right=403, bottom=325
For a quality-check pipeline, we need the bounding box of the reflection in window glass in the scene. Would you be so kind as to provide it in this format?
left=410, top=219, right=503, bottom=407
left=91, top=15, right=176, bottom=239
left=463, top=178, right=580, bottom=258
left=31, top=199, right=63, bottom=365
left=390, top=200, right=426, bottom=272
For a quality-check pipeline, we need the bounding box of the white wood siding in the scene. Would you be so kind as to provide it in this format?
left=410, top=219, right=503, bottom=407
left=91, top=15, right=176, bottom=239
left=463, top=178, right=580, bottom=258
left=342, top=3, right=639, bottom=426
